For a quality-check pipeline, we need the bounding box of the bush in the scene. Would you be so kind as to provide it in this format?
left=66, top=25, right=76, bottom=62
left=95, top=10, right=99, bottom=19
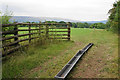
left=2, top=6, right=14, bottom=37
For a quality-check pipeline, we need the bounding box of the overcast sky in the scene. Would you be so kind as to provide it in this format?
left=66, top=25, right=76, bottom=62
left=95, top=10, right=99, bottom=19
left=0, top=0, right=116, bottom=21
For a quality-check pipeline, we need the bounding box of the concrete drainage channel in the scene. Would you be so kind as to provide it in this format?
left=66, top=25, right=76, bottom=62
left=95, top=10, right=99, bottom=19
left=54, top=43, right=94, bottom=79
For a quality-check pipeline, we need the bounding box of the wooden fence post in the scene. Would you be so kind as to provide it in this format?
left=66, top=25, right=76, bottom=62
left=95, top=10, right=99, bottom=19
left=14, top=22, right=19, bottom=46
left=39, top=21, right=41, bottom=36
left=29, top=22, right=31, bottom=43
left=67, top=23, right=70, bottom=41
left=45, top=22, right=49, bottom=39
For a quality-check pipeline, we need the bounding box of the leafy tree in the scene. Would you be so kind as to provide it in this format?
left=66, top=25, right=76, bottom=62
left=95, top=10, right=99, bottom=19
left=75, top=24, right=77, bottom=28
left=59, top=21, right=65, bottom=24
left=2, top=6, right=13, bottom=37
left=108, top=0, right=120, bottom=33
left=90, top=23, right=106, bottom=29
left=71, top=22, right=91, bottom=28
left=2, top=6, right=13, bottom=24
left=58, top=21, right=66, bottom=27
left=84, top=22, right=89, bottom=28
left=45, top=21, right=57, bottom=23
left=2, top=6, right=13, bottom=31
left=105, top=20, right=111, bottom=29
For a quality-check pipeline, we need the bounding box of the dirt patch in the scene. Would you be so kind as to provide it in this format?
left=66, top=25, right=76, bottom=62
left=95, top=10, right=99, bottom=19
left=67, top=44, right=115, bottom=78
left=30, top=66, right=42, bottom=73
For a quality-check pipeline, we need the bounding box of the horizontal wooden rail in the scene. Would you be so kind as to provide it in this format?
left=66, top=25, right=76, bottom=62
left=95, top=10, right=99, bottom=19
left=2, top=23, right=18, bottom=27
left=49, top=27, right=69, bottom=29
left=3, top=36, right=40, bottom=47
left=2, top=30, right=17, bottom=35
left=48, top=31, right=69, bottom=32
left=3, top=37, right=42, bottom=56
left=2, top=32, right=43, bottom=41
left=18, top=28, right=44, bottom=31
left=2, top=44, right=29, bottom=57
left=2, top=36, right=15, bottom=41
left=17, top=32, right=42, bottom=37
left=48, top=37, right=70, bottom=39
left=49, top=34, right=68, bottom=36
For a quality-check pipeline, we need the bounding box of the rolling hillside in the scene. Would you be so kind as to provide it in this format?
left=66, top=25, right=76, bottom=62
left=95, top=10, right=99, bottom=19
left=10, top=16, right=107, bottom=23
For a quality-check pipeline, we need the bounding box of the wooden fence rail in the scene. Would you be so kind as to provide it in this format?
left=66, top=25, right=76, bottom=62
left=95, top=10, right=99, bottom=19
left=2, top=22, right=71, bottom=57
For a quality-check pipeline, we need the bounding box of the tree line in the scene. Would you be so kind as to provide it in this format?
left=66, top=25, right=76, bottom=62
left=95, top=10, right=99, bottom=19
left=71, top=22, right=107, bottom=29
left=25, top=21, right=107, bottom=29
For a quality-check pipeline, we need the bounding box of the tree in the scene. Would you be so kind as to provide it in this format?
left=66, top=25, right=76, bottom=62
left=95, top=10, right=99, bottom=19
left=108, top=1, right=120, bottom=33
left=90, top=23, right=106, bottom=29
left=71, top=22, right=91, bottom=28
left=2, top=6, right=13, bottom=24
left=2, top=6, right=13, bottom=37
left=58, top=21, right=66, bottom=27
left=84, top=22, right=89, bottom=28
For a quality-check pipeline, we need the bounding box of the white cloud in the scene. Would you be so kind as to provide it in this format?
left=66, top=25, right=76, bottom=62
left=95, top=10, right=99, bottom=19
left=0, top=0, right=115, bottom=21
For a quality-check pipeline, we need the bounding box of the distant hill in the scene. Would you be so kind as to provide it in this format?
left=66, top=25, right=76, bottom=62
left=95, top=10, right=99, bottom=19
left=10, top=16, right=107, bottom=24
left=81, top=20, right=107, bottom=24
left=10, top=16, right=80, bottom=23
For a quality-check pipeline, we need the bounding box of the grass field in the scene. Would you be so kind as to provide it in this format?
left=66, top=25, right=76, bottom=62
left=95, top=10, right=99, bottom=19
left=2, top=28, right=118, bottom=78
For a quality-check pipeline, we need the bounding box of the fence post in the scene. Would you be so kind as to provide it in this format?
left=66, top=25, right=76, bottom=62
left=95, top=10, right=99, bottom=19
left=45, top=22, right=49, bottom=39
left=67, top=23, right=70, bottom=41
left=29, top=22, right=31, bottom=43
left=39, top=21, right=41, bottom=36
left=14, top=22, right=19, bottom=46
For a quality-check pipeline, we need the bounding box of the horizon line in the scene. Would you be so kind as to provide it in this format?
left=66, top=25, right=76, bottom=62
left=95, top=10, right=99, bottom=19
left=11, top=15, right=108, bottom=22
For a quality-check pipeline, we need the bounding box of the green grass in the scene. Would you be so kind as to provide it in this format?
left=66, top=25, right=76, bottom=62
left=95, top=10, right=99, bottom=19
left=2, top=28, right=118, bottom=78
left=69, top=28, right=118, bottom=78
left=2, top=40, right=74, bottom=78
